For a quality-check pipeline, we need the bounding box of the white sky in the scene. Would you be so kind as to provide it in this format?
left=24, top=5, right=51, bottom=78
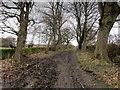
left=0, top=22, right=119, bottom=46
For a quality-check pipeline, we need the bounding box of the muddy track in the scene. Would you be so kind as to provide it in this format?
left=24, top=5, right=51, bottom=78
left=52, top=51, right=83, bottom=88
left=2, top=51, right=105, bottom=88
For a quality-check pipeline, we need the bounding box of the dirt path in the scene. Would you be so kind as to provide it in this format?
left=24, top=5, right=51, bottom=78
left=52, top=51, right=83, bottom=88
left=2, top=51, right=106, bottom=88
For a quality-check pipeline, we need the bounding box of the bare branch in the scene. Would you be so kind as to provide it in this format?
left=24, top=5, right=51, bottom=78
left=115, top=19, right=120, bottom=22
left=1, top=21, right=18, bottom=35
left=1, top=2, right=20, bottom=9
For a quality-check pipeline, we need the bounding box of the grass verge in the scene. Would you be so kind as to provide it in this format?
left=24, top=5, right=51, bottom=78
left=0, top=47, right=12, bottom=50
left=77, top=50, right=119, bottom=88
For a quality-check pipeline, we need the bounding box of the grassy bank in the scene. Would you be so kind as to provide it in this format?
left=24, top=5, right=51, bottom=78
left=77, top=50, right=119, bottom=88
left=1, top=47, right=46, bottom=59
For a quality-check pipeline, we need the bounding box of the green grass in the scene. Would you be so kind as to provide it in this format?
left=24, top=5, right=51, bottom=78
left=0, top=47, right=12, bottom=50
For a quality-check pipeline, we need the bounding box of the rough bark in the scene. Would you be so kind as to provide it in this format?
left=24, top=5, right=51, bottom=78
left=14, top=2, right=32, bottom=62
left=95, top=2, right=120, bottom=61
left=45, top=34, right=53, bottom=53
left=79, top=15, right=87, bottom=50
left=14, top=22, right=28, bottom=61
left=52, top=28, right=57, bottom=51
left=81, top=2, right=88, bottom=51
left=95, top=26, right=111, bottom=61
left=82, top=32, right=87, bottom=51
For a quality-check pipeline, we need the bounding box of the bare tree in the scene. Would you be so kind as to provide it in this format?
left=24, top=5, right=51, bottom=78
left=61, top=27, right=74, bottom=48
left=0, top=20, right=18, bottom=35
left=95, top=2, right=120, bottom=61
left=69, top=1, right=99, bottom=50
left=41, top=2, right=66, bottom=51
left=0, top=0, right=34, bottom=62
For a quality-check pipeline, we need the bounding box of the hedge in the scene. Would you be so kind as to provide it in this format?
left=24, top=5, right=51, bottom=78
left=1, top=49, right=15, bottom=59
left=1, top=47, right=46, bottom=59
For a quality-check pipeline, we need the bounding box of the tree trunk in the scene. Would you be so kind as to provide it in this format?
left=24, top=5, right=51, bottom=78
left=45, top=35, right=52, bottom=53
left=53, top=21, right=57, bottom=51
left=82, top=37, right=87, bottom=51
left=95, top=26, right=110, bottom=61
left=80, top=2, right=88, bottom=50
left=56, top=31, right=62, bottom=49
left=12, top=2, right=32, bottom=62
left=78, top=24, right=86, bottom=50
left=82, top=30, right=88, bottom=51
left=53, top=34, right=56, bottom=51
left=78, top=38, right=84, bottom=49
left=95, top=2, right=120, bottom=61
left=14, top=22, right=27, bottom=62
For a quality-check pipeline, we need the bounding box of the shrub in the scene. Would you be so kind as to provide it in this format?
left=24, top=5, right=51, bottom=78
left=117, top=45, right=120, bottom=55
left=22, top=47, right=46, bottom=55
left=1, top=49, right=15, bottom=59
left=107, top=43, right=117, bottom=60
left=87, top=45, right=95, bottom=51
left=1, top=47, right=46, bottom=59
left=113, top=55, right=120, bottom=63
